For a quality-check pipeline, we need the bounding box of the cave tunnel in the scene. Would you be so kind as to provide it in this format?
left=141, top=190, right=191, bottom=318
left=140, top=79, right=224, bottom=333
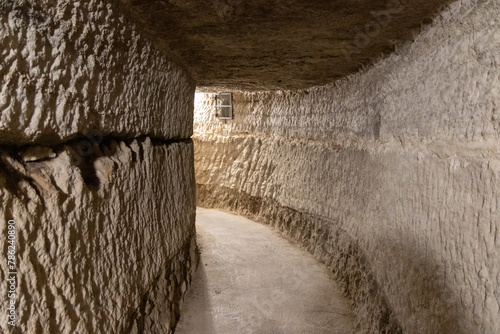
left=1, top=0, right=499, bottom=333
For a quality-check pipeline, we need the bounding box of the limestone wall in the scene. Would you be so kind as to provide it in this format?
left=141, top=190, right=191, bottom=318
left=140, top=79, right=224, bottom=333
left=0, top=1, right=197, bottom=333
left=194, top=0, right=500, bottom=333
left=0, top=0, right=194, bottom=145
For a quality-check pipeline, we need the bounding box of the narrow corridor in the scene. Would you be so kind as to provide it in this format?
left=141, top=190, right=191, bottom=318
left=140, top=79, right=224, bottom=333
left=176, top=208, right=355, bottom=334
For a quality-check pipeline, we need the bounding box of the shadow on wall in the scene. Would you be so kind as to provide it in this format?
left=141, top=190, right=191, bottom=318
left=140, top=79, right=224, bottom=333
left=383, top=233, right=475, bottom=334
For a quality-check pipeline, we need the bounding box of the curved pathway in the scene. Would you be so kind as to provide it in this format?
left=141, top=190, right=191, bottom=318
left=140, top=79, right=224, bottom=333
left=176, top=208, right=355, bottom=334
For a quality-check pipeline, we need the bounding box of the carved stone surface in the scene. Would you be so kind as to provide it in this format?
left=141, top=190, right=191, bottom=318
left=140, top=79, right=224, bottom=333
left=122, top=0, right=453, bottom=90
left=0, top=0, right=195, bottom=145
left=0, top=1, right=197, bottom=333
left=194, top=1, right=500, bottom=332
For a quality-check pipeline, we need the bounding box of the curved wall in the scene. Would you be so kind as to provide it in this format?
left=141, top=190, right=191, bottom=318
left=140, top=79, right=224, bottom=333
left=0, top=1, right=197, bottom=333
left=194, top=1, right=500, bottom=333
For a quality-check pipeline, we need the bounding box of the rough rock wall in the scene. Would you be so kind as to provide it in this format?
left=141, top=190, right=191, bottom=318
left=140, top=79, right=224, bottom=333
left=0, top=1, right=197, bottom=333
left=194, top=0, right=500, bottom=333
left=0, top=0, right=193, bottom=145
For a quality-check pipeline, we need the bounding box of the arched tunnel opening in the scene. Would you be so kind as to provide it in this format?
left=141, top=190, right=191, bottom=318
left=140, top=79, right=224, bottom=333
left=1, top=0, right=499, bottom=333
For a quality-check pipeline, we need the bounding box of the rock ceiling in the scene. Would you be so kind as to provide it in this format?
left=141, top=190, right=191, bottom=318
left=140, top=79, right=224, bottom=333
left=123, top=0, right=453, bottom=90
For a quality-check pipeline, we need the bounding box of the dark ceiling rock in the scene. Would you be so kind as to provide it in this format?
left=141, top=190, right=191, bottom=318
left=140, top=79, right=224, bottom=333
left=121, top=0, right=453, bottom=90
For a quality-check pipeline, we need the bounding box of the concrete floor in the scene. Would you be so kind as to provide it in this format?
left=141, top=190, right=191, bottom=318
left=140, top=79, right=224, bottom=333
left=175, top=208, right=356, bottom=334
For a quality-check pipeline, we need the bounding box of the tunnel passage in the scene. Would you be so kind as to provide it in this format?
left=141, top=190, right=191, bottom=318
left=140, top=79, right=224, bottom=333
left=176, top=208, right=356, bottom=334
left=192, top=1, right=500, bottom=332
left=1, top=0, right=500, bottom=333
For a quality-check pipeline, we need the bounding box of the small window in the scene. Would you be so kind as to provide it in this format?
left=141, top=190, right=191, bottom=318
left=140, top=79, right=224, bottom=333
left=215, top=93, right=233, bottom=120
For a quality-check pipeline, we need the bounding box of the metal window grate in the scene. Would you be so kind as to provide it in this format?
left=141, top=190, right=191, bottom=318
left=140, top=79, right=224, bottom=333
left=215, top=93, right=233, bottom=120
